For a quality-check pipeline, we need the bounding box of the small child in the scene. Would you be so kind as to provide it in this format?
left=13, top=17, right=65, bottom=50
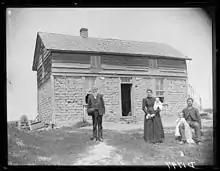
left=146, top=97, right=163, bottom=120
left=175, top=112, right=195, bottom=144
left=154, top=97, right=163, bottom=111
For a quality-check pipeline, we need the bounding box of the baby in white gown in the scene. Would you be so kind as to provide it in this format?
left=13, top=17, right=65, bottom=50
left=154, top=97, right=163, bottom=111
left=146, top=97, right=163, bottom=119
left=175, top=112, right=195, bottom=144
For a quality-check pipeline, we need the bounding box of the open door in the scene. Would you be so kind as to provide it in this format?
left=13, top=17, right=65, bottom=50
left=121, top=83, right=132, bottom=116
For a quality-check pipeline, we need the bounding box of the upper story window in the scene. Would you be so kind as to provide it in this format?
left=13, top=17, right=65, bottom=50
left=149, top=59, right=157, bottom=69
left=91, top=56, right=101, bottom=69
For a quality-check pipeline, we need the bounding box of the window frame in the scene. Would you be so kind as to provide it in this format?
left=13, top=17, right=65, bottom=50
left=155, top=78, right=165, bottom=102
left=120, top=77, right=132, bottom=83
left=149, top=59, right=157, bottom=69
left=91, top=56, right=101, bottom=69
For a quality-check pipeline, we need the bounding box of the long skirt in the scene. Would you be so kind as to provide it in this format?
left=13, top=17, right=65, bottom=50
left=144, top=112, right=164, bottom=143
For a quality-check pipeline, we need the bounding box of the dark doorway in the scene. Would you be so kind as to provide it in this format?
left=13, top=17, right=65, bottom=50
left=121, top=84, right=132, bottom=116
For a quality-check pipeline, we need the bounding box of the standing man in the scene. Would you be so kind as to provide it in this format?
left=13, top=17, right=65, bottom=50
left=179, top=98, right=202, bottom=145
left=87, top=86, right=105, bottom=142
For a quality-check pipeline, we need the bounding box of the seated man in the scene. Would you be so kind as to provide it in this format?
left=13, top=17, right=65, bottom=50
left=179, top=98, right=202, bottom=145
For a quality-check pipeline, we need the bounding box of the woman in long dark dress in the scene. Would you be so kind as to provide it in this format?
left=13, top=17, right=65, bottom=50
left=142, top=89, right=164, bottom=143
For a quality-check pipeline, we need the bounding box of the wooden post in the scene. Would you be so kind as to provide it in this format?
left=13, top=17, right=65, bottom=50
left=28, top=120, right=32, bottom=131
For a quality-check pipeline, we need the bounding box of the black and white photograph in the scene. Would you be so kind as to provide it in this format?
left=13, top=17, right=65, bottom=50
left=7, top=8, right=214, bottom=166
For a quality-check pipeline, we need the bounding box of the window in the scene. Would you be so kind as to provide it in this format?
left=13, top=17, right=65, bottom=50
left=155, top=79, right=165, bottom=102
left=91, top=56, right=101, bottom=69
left=149, top=59, right=157, bottom=68
left=120, top=77, right=132, bottom=83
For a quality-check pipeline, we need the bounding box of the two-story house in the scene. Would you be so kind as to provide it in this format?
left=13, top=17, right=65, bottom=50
left=32, top=28, right=191, bottom=127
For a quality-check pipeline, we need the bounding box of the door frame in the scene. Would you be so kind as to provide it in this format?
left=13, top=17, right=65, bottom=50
left=119, top=76, right=134, bottom=117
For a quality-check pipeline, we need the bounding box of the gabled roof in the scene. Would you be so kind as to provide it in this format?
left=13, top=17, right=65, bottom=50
left=32, top=31, right=191, bottom=71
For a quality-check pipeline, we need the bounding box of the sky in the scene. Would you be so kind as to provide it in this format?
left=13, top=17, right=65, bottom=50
left=7, top=8, right=213, bottom=121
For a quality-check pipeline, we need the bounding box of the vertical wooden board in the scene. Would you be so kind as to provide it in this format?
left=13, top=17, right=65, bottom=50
left=90, top=56, right=102, bottom=73
left=91, top=56, right=96, bottom=68
left=149, top=59, right=153, bottom=68
left=96, top=56, right=101, bottom=69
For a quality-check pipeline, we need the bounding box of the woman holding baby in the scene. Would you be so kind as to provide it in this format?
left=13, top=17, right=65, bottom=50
left=142, top=89, right=164, bottom=143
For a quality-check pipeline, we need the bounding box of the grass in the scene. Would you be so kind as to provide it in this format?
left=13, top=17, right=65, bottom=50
left=8, top=123, right=94, bottom=165
left=8, top=122, right=213, bottom=166
left=104, top=128, right=213, bottom=166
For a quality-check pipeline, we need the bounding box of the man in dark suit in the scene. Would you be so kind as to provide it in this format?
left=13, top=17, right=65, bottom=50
left=179, top=98, right=202, bottom=145
left=87, top=86, right=105, bottom=142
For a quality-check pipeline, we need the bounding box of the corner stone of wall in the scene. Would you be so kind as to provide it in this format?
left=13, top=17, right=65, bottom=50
left=165, top=79, right=187, bottom=116
left=38, top=79, right=53, bottom=124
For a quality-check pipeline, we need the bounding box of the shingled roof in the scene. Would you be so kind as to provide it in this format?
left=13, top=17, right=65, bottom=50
left=32, top=30, right=191, bottom=71
left=38, top=31, right=190, bottom=58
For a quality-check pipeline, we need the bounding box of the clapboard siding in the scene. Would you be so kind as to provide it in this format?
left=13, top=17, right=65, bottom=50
left=101, top=55, right=149, bottom=68
left=37, top=43, right=52, bottom=88
left=157, top=59, right=186, bottom=69
left=52, top=52, right=91, bottom=64
left=43, top=54, right=52, bottom=76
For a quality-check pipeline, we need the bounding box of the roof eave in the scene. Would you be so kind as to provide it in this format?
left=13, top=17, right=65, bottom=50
left=49, top=49, right=192, bottom=60
left=32, top=33, right=41, bottom=71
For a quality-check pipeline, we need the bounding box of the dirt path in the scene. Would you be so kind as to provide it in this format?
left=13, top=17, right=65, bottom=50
left=74, top=140, right=125, bottom=165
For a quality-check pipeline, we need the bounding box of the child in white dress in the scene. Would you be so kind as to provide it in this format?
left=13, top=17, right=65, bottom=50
left=154, top=97, right=163, bottom=111
left=175, top=112, right=195, bottom=144
left=146, top=97, right=163, bottom=119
